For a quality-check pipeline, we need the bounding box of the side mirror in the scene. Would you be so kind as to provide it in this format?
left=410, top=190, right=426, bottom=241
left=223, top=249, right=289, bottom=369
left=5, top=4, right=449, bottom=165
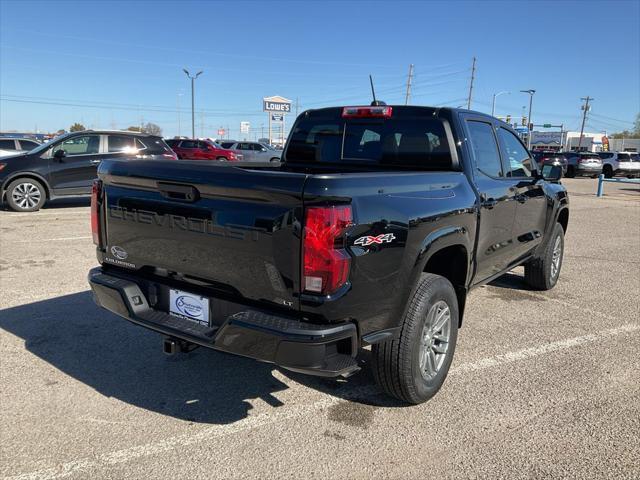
left=542, top=164, right=562, bottom=182
left=261, top=147, right=267, bottom=152
left=54, top=149, right=66, bottom=160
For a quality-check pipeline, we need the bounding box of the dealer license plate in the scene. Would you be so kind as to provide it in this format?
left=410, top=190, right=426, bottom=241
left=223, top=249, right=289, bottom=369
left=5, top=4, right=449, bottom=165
left=169, top=289, right=210, bottom=326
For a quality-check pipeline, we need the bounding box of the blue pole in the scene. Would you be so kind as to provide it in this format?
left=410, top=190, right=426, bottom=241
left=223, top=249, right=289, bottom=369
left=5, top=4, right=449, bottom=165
left=597, top=174, right=604, bottom=197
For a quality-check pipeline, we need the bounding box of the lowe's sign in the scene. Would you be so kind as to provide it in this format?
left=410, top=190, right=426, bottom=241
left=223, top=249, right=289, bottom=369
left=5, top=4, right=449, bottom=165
left=263, top=96, right=292, bottom=113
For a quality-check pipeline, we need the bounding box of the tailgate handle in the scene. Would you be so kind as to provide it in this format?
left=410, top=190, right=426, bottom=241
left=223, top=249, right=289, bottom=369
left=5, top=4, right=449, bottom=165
left=157, top=182, right=200, bottom=202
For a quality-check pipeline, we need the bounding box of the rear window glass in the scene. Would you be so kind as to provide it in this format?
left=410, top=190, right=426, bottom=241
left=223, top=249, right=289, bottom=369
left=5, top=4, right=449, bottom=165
left=0, top=139, right=16, bottom=149
left=286, top=112, right=452, bottom=170
left=580, top=153, right=600, bottom=159
left=220, top=142, right=235, bottom=149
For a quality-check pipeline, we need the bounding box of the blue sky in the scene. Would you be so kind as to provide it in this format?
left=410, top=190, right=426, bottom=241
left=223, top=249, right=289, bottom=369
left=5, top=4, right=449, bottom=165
left=1, top=0, right=638, bottom=139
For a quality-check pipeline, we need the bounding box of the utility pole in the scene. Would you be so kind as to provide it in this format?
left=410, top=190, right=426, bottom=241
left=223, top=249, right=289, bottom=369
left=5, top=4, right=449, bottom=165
left=466, top=57, right=476, bottom=110
left=183, top=69, right=203, bottom=139
left=577, top=96, right=593, bottom=152
left=404, top=64, right=414, bottom=105
left=200, top=111, right=205, bottom=138
left=520, top=90, right=536, bottom=149
left=295, top=97, right=299, bottom=117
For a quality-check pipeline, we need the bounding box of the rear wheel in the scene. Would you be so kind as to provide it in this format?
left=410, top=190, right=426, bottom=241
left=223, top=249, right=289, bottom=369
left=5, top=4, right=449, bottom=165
left=372, top=273, right=458, bottom=404
left=603, top=165, right=614, bottom=178
left=6, top=178, right=47, bottom=212
left=524, top=223, right=564, bottom=290
left=565, top=166, right=576, bottom=178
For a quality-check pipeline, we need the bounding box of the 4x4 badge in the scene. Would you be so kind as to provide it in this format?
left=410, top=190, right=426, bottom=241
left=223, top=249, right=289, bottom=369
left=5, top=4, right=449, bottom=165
left=354, top=233, right=396, bottom=247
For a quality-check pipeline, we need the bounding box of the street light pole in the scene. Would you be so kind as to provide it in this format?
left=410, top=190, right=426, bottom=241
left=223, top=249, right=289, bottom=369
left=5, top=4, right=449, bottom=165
left=520, top=89, right=536, bottom=149
left=183, top=69, right=203, bottom=139
left=491, top=91, right=510, bottom=117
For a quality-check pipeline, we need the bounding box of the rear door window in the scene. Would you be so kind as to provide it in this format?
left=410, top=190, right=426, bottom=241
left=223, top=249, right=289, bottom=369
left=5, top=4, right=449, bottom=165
left=466, top=121, right=503, bottom=178
left=180, top=140, right=198, bottom=149
left=108, top=135, right=136, bottom=153
left=617, top=153, right=630, bottom=161
left=19, top=140, right=39, bottom=150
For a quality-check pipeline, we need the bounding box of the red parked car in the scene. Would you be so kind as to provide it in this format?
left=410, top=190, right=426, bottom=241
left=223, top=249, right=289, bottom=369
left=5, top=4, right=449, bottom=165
left=165, top=139, right=243, bottom=161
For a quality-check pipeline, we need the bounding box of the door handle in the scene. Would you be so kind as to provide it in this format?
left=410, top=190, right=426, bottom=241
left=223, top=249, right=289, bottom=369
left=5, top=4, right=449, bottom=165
left=90, top=159, right=101, bottom=165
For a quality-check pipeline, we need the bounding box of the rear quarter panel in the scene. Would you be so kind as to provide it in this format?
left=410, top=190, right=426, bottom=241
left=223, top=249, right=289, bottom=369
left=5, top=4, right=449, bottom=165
left=301, top=171, right=477, bottom=336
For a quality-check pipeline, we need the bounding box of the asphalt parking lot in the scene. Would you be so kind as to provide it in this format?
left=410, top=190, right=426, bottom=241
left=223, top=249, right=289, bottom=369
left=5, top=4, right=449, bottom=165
left=1, top=178, right=638, bottom=480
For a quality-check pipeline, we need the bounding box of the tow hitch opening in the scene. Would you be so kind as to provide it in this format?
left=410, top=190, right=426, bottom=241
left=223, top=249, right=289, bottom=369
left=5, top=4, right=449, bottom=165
left=163, top=337, right=199, bottom=355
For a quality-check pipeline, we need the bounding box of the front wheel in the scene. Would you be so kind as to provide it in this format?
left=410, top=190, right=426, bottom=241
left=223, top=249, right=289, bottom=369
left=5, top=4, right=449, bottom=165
left=6, top=178, right=47, bottom=212
left=216, top=156, right=227, bottom=161
left=524, top=223, right=564, bottom=290
left=372, top=273, right=459, bottom=404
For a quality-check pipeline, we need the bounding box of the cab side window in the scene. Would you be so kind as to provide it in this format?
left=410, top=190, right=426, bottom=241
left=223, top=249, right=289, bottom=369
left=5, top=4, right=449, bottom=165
left=58, top=135, right=100, bottom=156
left=497, top=128, right=533, bottom=177
left=466, top=120, right=503, bottom=178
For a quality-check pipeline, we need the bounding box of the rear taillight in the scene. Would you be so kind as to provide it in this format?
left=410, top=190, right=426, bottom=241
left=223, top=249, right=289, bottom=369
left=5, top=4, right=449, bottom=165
left=91, top=180, right=102, bottom=246
left=342, top=106, right=393, bottom=118
left=303, top=205, right=353, bottom=295
left=163, top=152, right=178, bottom=160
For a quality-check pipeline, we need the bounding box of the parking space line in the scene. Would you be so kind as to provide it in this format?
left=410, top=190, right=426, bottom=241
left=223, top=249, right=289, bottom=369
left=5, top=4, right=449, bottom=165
left=7, top=236, right=92, bottom=244
left=5, top=322, right=638, bottom=480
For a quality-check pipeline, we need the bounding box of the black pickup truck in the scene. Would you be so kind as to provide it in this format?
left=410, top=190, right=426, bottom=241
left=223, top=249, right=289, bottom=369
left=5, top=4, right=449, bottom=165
left=88, top=105, right=569, bottom=404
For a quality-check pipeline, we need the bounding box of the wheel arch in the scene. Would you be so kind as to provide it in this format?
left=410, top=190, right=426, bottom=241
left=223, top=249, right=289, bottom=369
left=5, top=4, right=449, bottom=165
left=557, top=207, right=569, bottom=234
left=411, top=227, right=472, bottom=327
left=1, top=172, right=51, bottom=201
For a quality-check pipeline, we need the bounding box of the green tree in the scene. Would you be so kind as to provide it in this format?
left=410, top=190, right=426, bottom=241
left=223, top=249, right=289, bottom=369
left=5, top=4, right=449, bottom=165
left=610, top=113, right=640, bottom=139
left=69, top=123, right=86, bottom=132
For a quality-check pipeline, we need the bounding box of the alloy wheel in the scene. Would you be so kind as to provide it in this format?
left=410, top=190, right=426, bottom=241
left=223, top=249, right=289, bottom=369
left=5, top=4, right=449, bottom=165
left=418, top=300, right=452, bottom=380
left=11, top=182, right=42, bottom=210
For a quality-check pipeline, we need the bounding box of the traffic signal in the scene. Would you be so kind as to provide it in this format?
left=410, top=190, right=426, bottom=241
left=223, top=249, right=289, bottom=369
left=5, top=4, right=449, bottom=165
left=506, top=115, right=511, bottom=124
left=529, top=123, right=534, bottom=131
left=521, top=116, right=527, bottom=126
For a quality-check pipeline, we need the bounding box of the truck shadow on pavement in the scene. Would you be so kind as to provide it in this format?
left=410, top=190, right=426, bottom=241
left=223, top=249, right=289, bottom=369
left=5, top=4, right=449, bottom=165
left=0, top=291, right=392, bottom=425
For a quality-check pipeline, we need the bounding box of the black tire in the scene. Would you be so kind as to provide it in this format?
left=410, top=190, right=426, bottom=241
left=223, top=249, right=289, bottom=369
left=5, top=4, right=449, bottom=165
left=603, top=165, right=614, bottom=178
left=372, top=273, right=459, bottom=404
left=5, top=178, right=47, bottom=212
left=524, top=223, right=564, bottom=290
left=565, top=166, right=576, bottom=178
left=216, top=156, right=227, bottom=161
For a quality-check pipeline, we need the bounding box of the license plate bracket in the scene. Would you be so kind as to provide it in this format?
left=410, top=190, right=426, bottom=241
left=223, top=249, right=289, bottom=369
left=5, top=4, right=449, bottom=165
left=169, top=289, right=210, bottom=326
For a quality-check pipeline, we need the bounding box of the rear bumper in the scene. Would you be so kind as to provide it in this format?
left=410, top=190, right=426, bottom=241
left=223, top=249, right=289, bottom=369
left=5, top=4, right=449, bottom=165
left=88, top=268, right=360, bottom=377
left=576, top=164, right=602, bottom=175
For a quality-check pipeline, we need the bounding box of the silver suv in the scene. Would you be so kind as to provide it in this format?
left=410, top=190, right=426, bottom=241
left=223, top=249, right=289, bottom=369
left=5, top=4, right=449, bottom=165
left=598, top=152, right=640, bottom=178
left=218, top=141, right=281, bottom=162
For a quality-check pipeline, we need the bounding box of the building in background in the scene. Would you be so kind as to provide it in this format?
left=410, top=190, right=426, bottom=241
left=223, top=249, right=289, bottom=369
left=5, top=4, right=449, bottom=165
left=530, top=130, right=615, bottom=152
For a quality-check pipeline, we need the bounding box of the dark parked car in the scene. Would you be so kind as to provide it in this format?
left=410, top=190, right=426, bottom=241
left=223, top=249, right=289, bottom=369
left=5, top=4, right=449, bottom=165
left=532, top=150, right=568, bottom=175
left=562, top=151, right=602, bottom=178
left=0, top=137, right=41, bottom=157
left=88, top=104, right=568, bottom=404
left=165, top=139, right=242, bottom=161
left=0, top=130, right=176, bottom=212
left=218, top=141, right=281, bottom=162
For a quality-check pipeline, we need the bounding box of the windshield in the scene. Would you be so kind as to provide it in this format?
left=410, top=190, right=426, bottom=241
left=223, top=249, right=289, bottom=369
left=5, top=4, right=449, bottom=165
left=285, top=108, right=453, bottom=170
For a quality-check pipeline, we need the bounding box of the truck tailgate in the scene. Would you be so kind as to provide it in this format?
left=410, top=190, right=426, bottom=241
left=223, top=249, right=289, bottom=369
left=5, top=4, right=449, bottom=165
left=98, top=159, right=306, bottom=309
